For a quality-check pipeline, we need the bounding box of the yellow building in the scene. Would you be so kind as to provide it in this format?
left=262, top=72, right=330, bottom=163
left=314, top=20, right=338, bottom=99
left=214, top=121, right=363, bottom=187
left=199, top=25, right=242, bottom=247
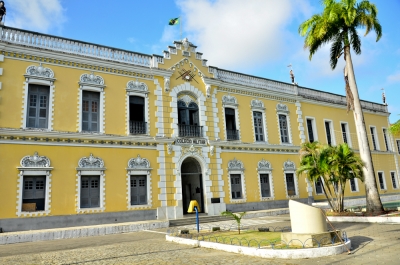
left=0, top=25, right=399, bottom=231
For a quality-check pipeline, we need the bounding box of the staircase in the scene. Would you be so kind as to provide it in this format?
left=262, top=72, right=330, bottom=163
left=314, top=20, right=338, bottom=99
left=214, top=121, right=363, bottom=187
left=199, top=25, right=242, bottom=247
left=169, top=215, right=232, bottom=227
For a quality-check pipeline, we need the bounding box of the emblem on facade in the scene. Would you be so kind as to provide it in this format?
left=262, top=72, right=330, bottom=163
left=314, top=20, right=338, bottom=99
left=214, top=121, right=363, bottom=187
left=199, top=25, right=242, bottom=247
left=209, top=145, right=214, bottom=156
left=126, top=79, right=148, bottom=92
left=26, top=63, right=54, bottom=78
left=127, top=155, right=150, bottom=169
left=222, top=94, right=238, bottom=106
left=251, top=99, right=265, bottom=109
left=20, top=152, right=51, bottom=168
left=176, top=68, right=198, bottom=83
left=228, top=158, right=244, bottom=171
left=182, top=145, right=202, bottom=156
left=276, top=103, right=289, bottom=113
left=206, top=84, right=211, bottom=98
left=78, top=154, right=104, bottom=168
left=283, top=160, right=296, bottom=170
left=257, top=158, right=271, bottom=171
left=80, top=72, right=105, bottom=85
left=164, top=77, right=170, bottom=92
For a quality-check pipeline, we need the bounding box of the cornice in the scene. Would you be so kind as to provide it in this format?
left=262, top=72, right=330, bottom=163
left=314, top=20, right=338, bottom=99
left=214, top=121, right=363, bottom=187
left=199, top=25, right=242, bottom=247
left=216, top=86, right=297, bottom=103
left=1, top=44, right=171, bottom=79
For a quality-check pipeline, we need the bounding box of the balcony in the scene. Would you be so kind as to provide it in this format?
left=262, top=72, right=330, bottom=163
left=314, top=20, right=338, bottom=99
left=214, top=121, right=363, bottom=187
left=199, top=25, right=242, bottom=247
left=130, top=121, right=147, bottom=135
left=227, top=129, right=240, bottom=141
left=178, top=124, right=203, bottom=137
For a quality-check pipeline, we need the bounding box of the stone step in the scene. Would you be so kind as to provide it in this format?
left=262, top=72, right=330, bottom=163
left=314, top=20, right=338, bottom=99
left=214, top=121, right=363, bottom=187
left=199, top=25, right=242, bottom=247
left=169, top=215, right=232, bottom=227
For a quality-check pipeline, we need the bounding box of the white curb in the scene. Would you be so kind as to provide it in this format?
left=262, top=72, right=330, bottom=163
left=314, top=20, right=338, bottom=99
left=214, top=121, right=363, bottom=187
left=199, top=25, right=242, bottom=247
left=327, top=216, right=400, bottom=223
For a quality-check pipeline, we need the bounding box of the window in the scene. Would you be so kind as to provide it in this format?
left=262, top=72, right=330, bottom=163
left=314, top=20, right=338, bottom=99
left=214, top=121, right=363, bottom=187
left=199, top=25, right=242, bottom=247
left=80, top=176, right=100, bottom=208
left=383, top=129, right=389, bottom=151
left=397, top=140, right=400, bottom=154
left=279, top=114, right=289, bottom=143
left=306, top=119, right=315, bottom=143
left=230, top=174, right=242, bottom=199
left=349, top=178, right=358, bottom=192
left=22, top=176, right=46, bottom=211
left=377, top=172, right=386, bottom=190
left=225, top=108, right=239, bottom=140
left=26, top=85, right=50, bottom=128
left=253, top=111, right=264, bottom=141
left=315, top=177, right=323, bottom=194
left=178, top=100, right=201, bottom=137
left=130, top=175, right=147, bottom=205
left=129, top=96, right=146, bottom=134
left=391, top=172, right=398, bottom=189
left=370, top=127, right=378, bottom=150
left=325, top=121, right=333, bottom=145
left=82, top=91, right=100, bottom=132
left=341, top=123, right=349, bottom=144
left=285, top=173, right=296, bottom=196
left=260, top=174, right=271, bottom=197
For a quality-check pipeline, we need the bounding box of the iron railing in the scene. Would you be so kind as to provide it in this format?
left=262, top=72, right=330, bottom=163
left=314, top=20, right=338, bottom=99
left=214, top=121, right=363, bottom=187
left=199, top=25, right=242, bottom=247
left=227, top=129, right=239, bottom=141
left=178, top=124, right=203, bottom=137
left=130, top=121, right=147, bottom=134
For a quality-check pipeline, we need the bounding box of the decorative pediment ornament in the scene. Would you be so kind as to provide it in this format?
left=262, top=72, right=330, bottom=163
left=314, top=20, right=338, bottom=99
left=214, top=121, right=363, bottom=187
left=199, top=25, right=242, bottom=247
left=276, top=103, right=289, bottom=113
left=127, top=79, right=148, bottom=92
left=222, top=94, right=238, bottom=106
left=178, top=95, right=196, bottom=106
left=228, top=158, right=244, bottom=171
left=283, top=160, right=296, bottom=170
left=182, top=145, right=202, bottom=157
left=257, top=158, right=271, bottom=171
left=182, top=38, right=190, bottom=51
left=127, top=155, right=151, bottom=169
left=78, top=153, right=104, bottom=168
left=26, top=63, right=55, bottom=79
left=20, top=152, right=51, bottom=168
left=251, top=99, right=265, bottom=109
left=80, top=72, right=105, bottom=85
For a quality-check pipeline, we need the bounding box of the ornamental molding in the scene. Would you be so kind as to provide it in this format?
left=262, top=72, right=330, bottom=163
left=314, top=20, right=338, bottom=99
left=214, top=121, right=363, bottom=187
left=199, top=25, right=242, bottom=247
left=164, top=77, right=170, bottom=92
left=181, top=145, right=203, bottom=157
left=178, top=95, right=197, bottom=106
left=169, top=58, right=205, bottom=78
left=283, top=160, right=296, bottom=171
left=257, top=158, right=272, bottom=172
left=79, top=72, right=106, bottom=89
left=251, top=99, right=265, bottom=110
left=222, top=94, right=238, bottom=106
left=228, top=158, right=244, bottom=172
left=127, top=155, right=151, bottom=171
left=276, top=103, right=289, bottom=113
left=77, top=153, right=105, bottom=169
left=19, top=152, right=51, bottom=168
left=24, top=63, right=55, bottom=83
left=126, top=79, right=149, bottom=96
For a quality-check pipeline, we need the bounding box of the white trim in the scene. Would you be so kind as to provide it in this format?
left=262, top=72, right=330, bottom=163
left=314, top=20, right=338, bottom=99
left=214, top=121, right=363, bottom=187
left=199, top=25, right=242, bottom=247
left=349, top=178, right=359, bottom=193
left=305, top=116, right=318, bottom=142
left=396, top=139, right=400, bottom=154
left=276, top=112, right=293, bottom=145
left=382, top=127, right=390, bottom=151
left=76, top=170, right=106, bottom=213
left=339, top=121, right=352, bottom=147
left=256, top=160, right=274, bottom=200
left=377, top=171, right=387, bottom=191
left=323, top=119, right=335, bottom=146
left=125, top=92, right=150, bottom=136
left=16, top=170, right=52, bottom=217
left=369, top=126, right=380, bottom=151
left=126, top=170, right=152, bottom=210
left=283, top=160, right=299, bottom=199
left=227, top=158, right=246, bottom=203
left=251, top=100, right=269, bottom=143
left=390, top=171, right=399, bottom=190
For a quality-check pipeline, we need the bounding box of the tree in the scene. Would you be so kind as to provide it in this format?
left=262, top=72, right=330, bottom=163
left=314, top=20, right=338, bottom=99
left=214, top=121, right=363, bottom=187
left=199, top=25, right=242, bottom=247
left=389, top=118, right=400, bottom=135
left=299, top=0, right=384, bottom=212
left=297, top=142, right=364, bottom=212
left=221, top=211, right=246, bottom=234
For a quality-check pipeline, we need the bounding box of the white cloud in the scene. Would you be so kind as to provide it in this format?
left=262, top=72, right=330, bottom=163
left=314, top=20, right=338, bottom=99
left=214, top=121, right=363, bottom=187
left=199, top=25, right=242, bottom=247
left=6, top=0, right=65, bottom=33
left=387, top=71, right=400, bottom=83
left=128, top=37, right=136, bottom=44
left=170, top=0, right=310, bottom=70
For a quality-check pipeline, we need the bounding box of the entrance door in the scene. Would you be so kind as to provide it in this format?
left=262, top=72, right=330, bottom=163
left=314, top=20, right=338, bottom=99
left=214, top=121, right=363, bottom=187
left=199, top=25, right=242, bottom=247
left=181, top=157, right=204, bottom=215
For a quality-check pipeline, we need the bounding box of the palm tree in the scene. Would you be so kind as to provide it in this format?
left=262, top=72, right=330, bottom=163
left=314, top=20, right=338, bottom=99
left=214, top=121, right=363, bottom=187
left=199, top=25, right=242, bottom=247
left=299, top=0, right=384, bottom=212
left=221, top=211, right=246, bottom=234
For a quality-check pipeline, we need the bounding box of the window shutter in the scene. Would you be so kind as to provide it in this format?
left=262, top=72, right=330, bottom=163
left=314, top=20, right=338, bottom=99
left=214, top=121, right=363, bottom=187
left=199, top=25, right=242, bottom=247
left=131, top=175, right=147, bottom=205
left=80, top=177, right=90, bottom=208
left=254, top=112, right=264, bottom=141
left=90, top=177, right=100, bottom=207
left=27, top=85, right=49, bottom=128
left=34, top=177, right=46, bottom=199
left=23, top=177, right=35, bottom=199
left=230, top=174, right=242, bottom=199
left=82, top=91, right=100, bottom=132
left=260, top=174, right=270, bottom=197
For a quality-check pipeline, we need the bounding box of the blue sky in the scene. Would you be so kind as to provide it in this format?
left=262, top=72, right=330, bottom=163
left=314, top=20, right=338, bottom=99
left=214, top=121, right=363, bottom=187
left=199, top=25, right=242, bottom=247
left=6, top=0, right=400, bottom=122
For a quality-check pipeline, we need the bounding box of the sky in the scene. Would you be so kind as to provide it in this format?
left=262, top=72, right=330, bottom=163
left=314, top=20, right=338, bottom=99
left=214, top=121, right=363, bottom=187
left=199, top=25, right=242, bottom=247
left=5, top=0, right=400, bottom=122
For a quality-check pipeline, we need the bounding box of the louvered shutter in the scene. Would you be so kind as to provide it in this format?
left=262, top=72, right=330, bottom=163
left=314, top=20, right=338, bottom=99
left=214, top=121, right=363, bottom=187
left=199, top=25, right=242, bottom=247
left=80, top=177, right=90, bottom=208
left=23, top=177, right=35, bottom=199
left=90, top=177, right=100, bottom=207
left=260, top=174, right=270, bottom=197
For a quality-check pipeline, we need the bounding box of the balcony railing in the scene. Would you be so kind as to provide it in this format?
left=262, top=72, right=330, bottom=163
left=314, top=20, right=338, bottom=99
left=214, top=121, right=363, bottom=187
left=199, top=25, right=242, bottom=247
left=130, top=121, right=147, bottom=135
left=178, top=124, right=203, bottom=137
left=227, top=129, right=240, bottom=141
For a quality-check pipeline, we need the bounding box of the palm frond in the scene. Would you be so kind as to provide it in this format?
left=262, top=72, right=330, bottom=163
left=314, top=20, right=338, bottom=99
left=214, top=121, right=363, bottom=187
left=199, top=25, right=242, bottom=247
left=349, top=27, right=361, bottom=54
left=330, top=33, right=344, bottom=69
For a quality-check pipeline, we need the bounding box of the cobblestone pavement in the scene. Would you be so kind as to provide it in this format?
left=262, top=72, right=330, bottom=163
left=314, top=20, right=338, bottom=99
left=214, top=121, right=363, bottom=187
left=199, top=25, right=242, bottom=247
left=0, top=216, right=399, bottom=265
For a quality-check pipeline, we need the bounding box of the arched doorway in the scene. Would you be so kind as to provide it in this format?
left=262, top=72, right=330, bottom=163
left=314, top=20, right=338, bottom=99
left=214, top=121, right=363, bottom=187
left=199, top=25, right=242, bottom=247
left=181, top=157, right=204, bottom=214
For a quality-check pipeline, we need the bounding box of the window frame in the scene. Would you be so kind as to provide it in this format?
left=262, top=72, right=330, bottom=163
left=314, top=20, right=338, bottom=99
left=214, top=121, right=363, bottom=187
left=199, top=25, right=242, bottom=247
left=222, top=94, right=241, bottom=141
left=390, top=171, right=399, bottom=190
left=377, top=171, right=387, bottom=190
left=305, top=116, right=318, bottom=143
left=340, top=121, right=352, bottom=147
left=227, top=158, right=246, bottom=203
left=26, top=85, right=50, bottom=129
left=81, top=90, right=101, bottom=132
left=283, top=160, right=299, bottom=198
left=382, top=128, right=390, bottom=151
left=396, top=139, right=400, bottom=154
left=314, top=177, right=324, bottom=195
left=126, top=90, right=150, bottom=136
left=276, top=104, right=292, bottom=145
left=370, top=126, right=380, bottom=151
left=323, top=119, right=335, bottom=146
left=80, top=175, right=101, bottom=209
left=251, top=99, right=268, bottom=143
left=349, top=178, right=359, bottom=192
left=257, top=159, right=274, bottom=200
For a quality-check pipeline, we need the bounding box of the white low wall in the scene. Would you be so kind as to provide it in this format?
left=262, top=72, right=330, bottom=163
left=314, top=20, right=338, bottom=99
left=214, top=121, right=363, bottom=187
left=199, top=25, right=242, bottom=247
left=328, top=216, right=400, bottom=223
left=243, top=208, right=289, bottom=219
left=313, top=194, right=400, bottom=209
left=0, top=220, right=169, bottom=245
left=166, top=235, right=351, bottom=259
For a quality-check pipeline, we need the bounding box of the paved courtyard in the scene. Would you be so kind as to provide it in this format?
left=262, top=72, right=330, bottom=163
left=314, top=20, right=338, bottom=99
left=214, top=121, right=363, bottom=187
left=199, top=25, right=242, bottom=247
left=0, top=215, right=399, bottom=265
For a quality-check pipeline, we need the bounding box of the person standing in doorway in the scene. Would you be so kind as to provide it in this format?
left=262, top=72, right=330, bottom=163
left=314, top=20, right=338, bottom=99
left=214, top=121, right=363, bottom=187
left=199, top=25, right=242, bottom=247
left=0, top=1, right=6, bottom=23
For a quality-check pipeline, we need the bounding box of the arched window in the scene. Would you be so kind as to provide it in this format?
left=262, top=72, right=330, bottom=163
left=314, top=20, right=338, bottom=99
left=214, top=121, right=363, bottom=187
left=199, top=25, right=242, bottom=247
left=178, top=100, right=202, bottom=137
